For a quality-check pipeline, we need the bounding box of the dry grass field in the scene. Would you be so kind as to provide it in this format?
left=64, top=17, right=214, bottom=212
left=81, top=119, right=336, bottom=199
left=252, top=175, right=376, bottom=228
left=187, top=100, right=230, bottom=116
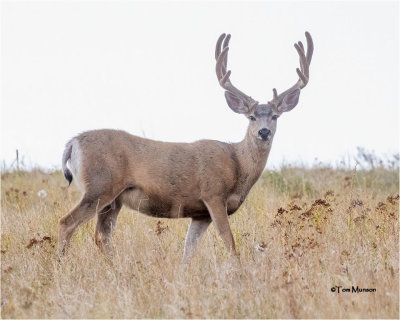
left=1, top=160, right=399, bottom=318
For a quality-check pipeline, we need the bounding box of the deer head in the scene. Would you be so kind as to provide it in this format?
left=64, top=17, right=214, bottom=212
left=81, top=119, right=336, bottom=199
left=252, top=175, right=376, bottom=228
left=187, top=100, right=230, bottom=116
left=215, top=32, right=314, bottom=144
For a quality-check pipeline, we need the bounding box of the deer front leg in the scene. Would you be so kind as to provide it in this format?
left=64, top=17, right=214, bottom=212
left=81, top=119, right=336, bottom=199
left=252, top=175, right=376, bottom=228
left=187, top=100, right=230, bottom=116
left=203, top=198, right=237, bottom=256
left=182, top=216, right=212, bottom=265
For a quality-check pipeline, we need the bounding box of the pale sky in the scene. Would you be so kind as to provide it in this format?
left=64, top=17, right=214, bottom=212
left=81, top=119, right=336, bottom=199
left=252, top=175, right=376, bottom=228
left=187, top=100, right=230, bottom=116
left=1, top=1, right=399, bottom=170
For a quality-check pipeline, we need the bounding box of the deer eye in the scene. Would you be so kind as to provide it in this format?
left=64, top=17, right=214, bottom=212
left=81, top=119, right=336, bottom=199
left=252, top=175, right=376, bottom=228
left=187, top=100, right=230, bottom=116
left=272, top=115, right=279, bottom=120
left=249, top=116, right=256, bottom=121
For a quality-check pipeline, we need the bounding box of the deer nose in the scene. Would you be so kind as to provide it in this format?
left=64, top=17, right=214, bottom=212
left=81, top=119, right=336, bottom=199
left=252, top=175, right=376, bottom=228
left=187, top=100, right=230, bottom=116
left=258, top=128, right=271, bottom=140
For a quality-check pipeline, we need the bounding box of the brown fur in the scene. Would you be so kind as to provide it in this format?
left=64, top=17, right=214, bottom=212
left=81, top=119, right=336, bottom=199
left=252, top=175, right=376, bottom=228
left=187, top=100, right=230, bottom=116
left=58, top=127, right=271, bottom=257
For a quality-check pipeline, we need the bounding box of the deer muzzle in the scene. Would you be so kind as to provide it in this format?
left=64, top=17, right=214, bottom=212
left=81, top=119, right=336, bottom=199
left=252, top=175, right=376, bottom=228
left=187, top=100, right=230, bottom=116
left=258, top=128, right=271, bottom=141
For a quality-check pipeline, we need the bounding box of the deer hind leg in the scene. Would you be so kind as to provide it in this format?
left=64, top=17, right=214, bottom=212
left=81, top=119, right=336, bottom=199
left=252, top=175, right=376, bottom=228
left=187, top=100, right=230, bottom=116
left=182, top=216, right=212, bottom=265
left=94, top=199, right=122, bottom=256
left=58, top=194, right=115, bottom=255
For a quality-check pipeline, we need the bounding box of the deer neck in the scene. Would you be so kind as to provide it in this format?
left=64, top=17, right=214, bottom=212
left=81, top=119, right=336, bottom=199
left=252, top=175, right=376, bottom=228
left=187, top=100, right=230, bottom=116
left=231, top=129, right=272, bottom=196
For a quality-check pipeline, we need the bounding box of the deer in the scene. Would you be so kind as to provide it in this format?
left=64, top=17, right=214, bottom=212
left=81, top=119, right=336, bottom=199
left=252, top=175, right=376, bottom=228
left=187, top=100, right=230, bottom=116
left=59, top=32, right=313, bottom=264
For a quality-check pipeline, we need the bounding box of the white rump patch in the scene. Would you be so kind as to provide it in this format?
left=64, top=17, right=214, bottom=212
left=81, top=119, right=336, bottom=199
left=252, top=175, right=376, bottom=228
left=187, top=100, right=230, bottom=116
left=68, top=139, right=84, bottom=192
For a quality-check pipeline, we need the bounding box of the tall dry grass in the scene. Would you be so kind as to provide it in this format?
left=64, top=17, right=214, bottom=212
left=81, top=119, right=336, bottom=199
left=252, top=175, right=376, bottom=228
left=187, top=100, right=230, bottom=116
left=1, top=164, right=398, bottom=318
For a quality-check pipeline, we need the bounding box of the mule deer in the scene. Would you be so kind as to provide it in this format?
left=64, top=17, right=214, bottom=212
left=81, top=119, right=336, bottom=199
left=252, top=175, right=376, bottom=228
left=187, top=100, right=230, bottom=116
left=59, top=32, right=313, bottom=263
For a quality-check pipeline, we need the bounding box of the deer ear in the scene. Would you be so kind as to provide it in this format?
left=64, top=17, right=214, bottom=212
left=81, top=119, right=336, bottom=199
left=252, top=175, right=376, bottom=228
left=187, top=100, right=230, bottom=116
left=224, top=91, right=250, bottom=114
left=278, top=89, right=301, bottom=113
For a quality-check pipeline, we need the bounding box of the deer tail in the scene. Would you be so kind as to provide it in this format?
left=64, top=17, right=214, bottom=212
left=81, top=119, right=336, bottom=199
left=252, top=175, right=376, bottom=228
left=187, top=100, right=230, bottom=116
left=62, top=140, right=73, bottom=185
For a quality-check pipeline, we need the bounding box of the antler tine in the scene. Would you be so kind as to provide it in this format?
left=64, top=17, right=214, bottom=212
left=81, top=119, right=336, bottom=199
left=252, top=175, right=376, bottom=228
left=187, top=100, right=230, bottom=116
left=215, top=33, right=257, bottom=107
left=215, top=33, right=226, bottom=60
left=272, top=88, right=278, bottom=100
left=294, top=42, right=309, bottom=87
left=270, top=32, right=313, bottom=106
left=297, top=41, right=306, bottom=74
left=305, top=31, right=314, bottom=64
left=297, top=41, right=304, bottom=52
left=215, top=45, right=229, bottom=82
left=221, top=34, right=231, bottom=75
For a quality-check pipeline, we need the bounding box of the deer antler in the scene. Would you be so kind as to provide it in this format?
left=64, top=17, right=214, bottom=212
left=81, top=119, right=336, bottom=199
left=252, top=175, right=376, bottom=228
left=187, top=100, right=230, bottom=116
left=270, top=32, right=314, bottom=107
left=215, top=34, right=258, bottom=109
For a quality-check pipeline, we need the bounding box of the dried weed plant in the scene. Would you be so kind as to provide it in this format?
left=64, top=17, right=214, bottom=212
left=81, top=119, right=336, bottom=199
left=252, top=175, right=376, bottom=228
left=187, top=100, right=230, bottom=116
left=1, top=162, right=398, bottom=318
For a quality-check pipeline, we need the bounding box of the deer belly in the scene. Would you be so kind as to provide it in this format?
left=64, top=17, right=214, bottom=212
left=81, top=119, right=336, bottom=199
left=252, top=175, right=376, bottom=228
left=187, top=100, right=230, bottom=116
left=119, top=188, right=206, bottom=218
left=119, top=188, right=151, bottom=214
left=118, top=188, right=169, bottom=217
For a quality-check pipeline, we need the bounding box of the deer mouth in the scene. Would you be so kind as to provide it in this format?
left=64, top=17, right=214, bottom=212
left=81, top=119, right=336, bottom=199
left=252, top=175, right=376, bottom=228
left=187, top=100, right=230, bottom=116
left=257, top=135, right=271, bottom=142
